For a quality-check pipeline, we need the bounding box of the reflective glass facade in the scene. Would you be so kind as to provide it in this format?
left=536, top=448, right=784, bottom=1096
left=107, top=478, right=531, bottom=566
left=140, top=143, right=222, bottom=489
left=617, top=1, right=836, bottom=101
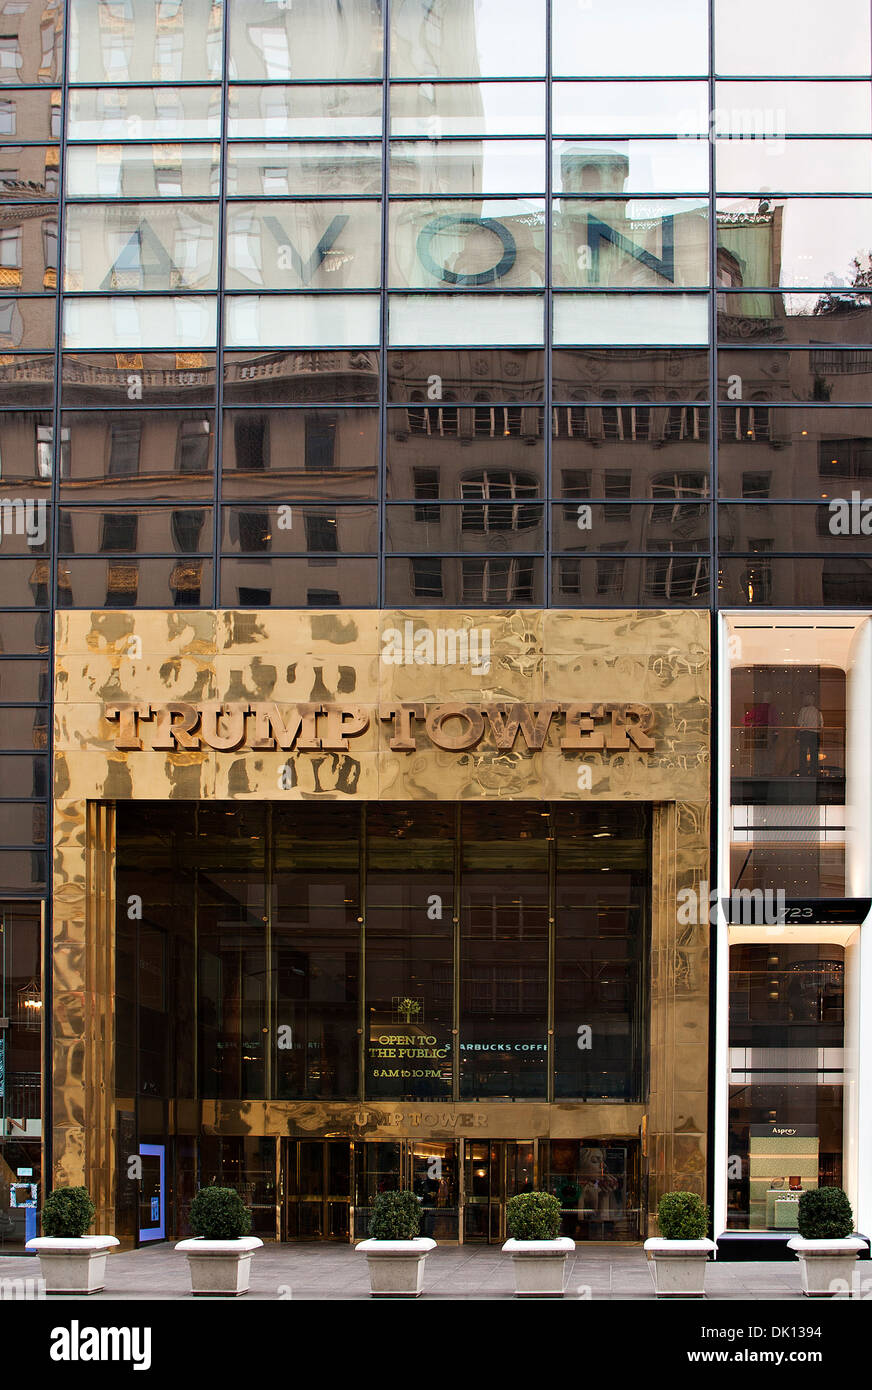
left=115, top=800, right=649, bottom=1106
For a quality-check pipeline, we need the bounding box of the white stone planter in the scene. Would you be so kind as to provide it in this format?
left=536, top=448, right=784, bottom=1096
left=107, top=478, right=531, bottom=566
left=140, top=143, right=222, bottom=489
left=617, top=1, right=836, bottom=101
left=355, top=1238, right=436, bottom=1297
left=644, top=1238, right=717, bottom=1297
left=787, top=1237, right=867, bottom=1297
left=26, top=1236, right=120, bottom=1294
left=175, top=1237, right=263, bottom=1296
left=501, top=1238, right=576, bottom=1298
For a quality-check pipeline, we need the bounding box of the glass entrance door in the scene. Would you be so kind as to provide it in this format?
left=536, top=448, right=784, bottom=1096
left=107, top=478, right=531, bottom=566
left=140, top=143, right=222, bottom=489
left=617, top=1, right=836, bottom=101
left=463, top=1141, right=536, bottom=1242
left=464, top=1142, right=500, bottom=1242
left=352, top=1141, right=459, bottom=1240
left=282, top=1139, right=352, bottom=1239
left=408, top=1141, right=459, bottom=1240
left=354, top=1141, right=402, bottom=1238
left=285, top=1139, right=459, bottom=1240
left=284, top=1137, right=549, bottom=1242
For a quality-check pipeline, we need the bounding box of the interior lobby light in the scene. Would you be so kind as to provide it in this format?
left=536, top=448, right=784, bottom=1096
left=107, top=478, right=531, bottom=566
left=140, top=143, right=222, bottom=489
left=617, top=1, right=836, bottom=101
left=17, top=978, right=42, bottom=1027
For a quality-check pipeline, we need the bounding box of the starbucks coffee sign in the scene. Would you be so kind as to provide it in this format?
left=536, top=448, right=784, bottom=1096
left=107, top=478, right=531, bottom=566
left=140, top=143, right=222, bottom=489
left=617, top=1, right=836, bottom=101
left=105, top=700, right=656, bottom=754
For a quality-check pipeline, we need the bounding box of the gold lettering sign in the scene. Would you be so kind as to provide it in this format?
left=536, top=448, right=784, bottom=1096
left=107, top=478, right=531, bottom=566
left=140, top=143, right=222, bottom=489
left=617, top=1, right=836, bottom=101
left=105, top=701, right=655, bottom=753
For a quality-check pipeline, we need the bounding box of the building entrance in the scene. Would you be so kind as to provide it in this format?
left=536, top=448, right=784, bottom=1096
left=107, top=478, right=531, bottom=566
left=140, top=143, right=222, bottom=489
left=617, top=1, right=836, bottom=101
left=463, top=1141, right=535, bottom=1242
left=277, top=1137, right=640, bottom=1243
left=281, top=1139, right=462, bottom=1241
left=281, top=1140, right=352, bottom=1240
left=111, top=799, right=657, bottom=1244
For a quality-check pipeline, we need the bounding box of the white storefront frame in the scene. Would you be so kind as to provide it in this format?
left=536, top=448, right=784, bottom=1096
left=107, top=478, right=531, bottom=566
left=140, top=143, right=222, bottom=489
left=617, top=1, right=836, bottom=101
left=714, top=612, right=871, bottom=1240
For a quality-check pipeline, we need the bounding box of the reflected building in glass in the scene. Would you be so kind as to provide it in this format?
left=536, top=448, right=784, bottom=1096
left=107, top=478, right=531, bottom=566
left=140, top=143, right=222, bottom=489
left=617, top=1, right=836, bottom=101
left=1, top=0, right=872, bottom=1255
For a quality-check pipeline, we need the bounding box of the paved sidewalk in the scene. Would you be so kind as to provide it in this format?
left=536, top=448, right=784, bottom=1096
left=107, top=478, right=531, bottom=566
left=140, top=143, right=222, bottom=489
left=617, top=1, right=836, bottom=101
left=0, top=1242, right=849, bottom=1300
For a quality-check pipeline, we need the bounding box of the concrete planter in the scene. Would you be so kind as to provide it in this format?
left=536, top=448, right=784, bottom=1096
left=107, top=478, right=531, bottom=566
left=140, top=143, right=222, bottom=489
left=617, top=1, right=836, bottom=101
left=501, top=1238, right=576, bottom=1298
left=355, top=1238, right=436, bottom=1297
left=787, top=1237, right=866, bottom=1297
left=175, top=1237, right=263, bottom=1296
left=26, top=1236, right=120, bottom=1294
left=644, top=1238, right=717, bottom=1297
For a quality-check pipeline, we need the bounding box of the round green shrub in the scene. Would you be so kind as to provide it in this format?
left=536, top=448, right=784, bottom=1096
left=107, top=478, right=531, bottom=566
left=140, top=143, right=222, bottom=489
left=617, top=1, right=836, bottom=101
left=505, top=1191, right=562, bottom=1241
left=188, top=1187, right=252, bottom=1240
left=41, top=1186, right=95, bottom=1238
left=369, top=1190, right=421, bottom=1240
left=657, top=1191, right=709, bottom=1240
left=797, top=1187, right=853, bottom=1240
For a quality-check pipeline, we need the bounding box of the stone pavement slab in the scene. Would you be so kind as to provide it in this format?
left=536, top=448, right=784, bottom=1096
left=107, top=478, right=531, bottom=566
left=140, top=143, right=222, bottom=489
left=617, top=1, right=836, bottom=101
left=0, top=1242, right=860, bottom=1300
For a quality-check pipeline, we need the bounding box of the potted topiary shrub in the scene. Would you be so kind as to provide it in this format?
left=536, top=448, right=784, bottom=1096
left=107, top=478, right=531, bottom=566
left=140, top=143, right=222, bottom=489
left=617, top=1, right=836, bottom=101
left=175, top=1187, right=263, bottom=1296
left=26, top=1186, right=119, bottom=1294
left=644, top=1192, right=716, bottom=1297
left=787, top=1188, right=866, bottom=1297
left=501, top=1192, right=575, bottom=1298
left=355, top=1190, right=436, bottom=1297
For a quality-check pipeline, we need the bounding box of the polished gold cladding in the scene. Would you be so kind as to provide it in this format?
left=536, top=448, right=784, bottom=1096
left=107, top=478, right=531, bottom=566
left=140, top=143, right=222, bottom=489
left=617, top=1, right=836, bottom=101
left=54, top=608, right=708, bottom=802
left=52, top=609, right=710, bottom=1237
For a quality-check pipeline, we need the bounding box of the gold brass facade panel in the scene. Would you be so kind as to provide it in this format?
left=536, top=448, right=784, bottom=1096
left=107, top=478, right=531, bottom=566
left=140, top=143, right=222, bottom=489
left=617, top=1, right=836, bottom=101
left=54, top=608, right=709, bottom=804
left=195, top=1101, right=647, bottom=1141
left=51, top=797, right=89, bottom=1188
left=648, top=800, right=710, bottom=1234
left=50, top=799, right=117, bottom=1217
left=51, top=608, right=710, bottom=1230
left=85, top=802, right=116, bottom=1236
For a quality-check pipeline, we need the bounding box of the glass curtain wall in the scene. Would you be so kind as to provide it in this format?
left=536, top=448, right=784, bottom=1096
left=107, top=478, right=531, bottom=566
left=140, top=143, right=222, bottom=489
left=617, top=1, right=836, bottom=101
left=0, top=0, right=60, bottom=902
left=115, top=800, right=650, bottom=1106
left=0, top=901, right=42, bottom=1252
left=8, top=0, right=861, bottom=623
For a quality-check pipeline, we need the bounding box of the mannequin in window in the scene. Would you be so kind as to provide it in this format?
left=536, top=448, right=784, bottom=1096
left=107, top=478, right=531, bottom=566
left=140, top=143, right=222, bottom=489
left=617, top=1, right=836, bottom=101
left=796, top=692, right=823, bottom=776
